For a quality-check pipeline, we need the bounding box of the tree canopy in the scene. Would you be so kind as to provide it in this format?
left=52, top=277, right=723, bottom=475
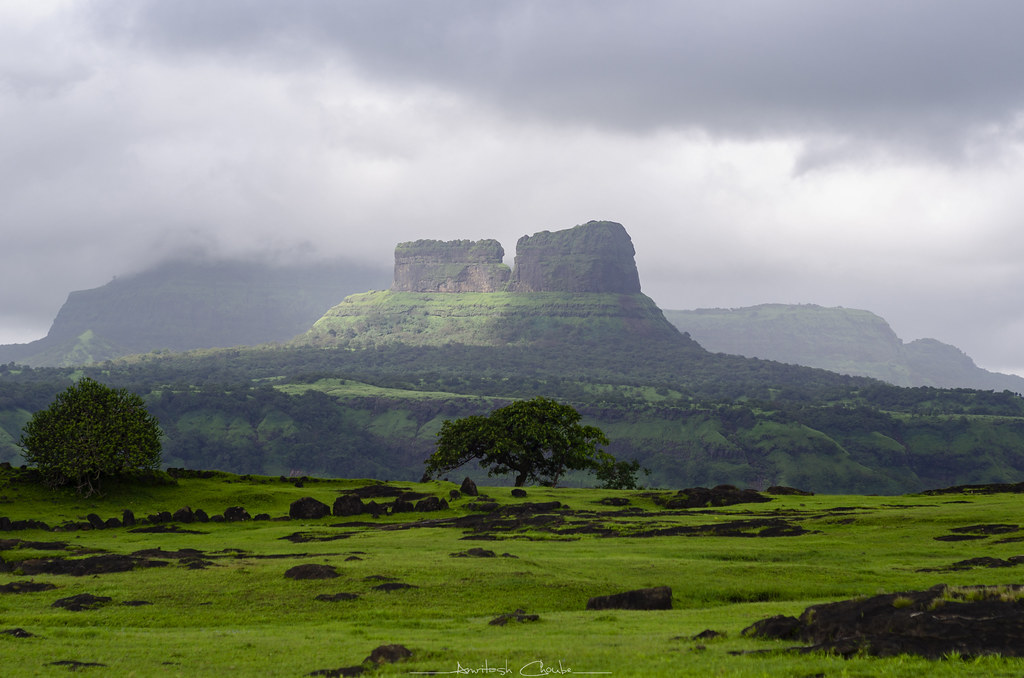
left=423, top=396, right=637, bottom=487
left=19, top=377, right=163, bottom=496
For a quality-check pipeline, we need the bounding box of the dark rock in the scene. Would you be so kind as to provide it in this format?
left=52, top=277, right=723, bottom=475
left=158, top=511, right=173, bottom=523
left=86, top=513, right=105, bottom=529
left=950, top=523, right=1019, bottom=535
left=48, top=661, right=108, bottom=669
left=451, top=548, right=497, bottom=558
left=17, top=554, right=169, bottom=577
left=316, top=592, right=360, bottom=602
left=121, top=509, right=136, bottom=527
left=254, top=513, right=271, bottom=521
left=468, top=501, right=500, bottom=512
left=104, top=517, right=122, bottom=529
left=489, top=609, right=539, bottom=626
left=308, top=666, right=363, bottom=677
left=586, top=586, right=672, bottom=611
left=121, top=600, right=153, bottom=606
left=333, top=495, right=364, bottom=517
left=52, top=593, right=112, bottom=611
left=415, top=496, right=448, bottom=512
left=507, top=221, right=642, bottom=294
left=392, top=239, right=510, bottom=293
left=742, top=615, right=802, bottom=640
left=449, top=489, right=461, bottom=501
left=290, top=497, right=332, bottom=520
left=511, top=489, right=528, bottom=498
left=210, top=514, right=226, bottom=523
left=172, top=507, right=194, bottom=523
left=0, top=580, right=57, bottom=593
left=598, top=497, right=630, bottom=506
left=390, top=500, right=415, bottom=514
left=745, top=584, right=1024, bottom=659
left=372, top=582, right=416, bottom=592
left=766, top=485, right=815, bottom=496
left=223, top=506, right=250, bottom=521
left=128, top=524, right=205, bottom=534
left=659, top=486, right=771, bottom=509
left=1, top=628, right=35, bottom=637
left=194, top=509, right=210, bottom=522
left=364, top=644, right=412, bottom=664
left=692, top=629, right=725, bottom=640
left=285, top=564, right=340, bottom=580
left=460, top=477, right=479, bottom=496
left=345, top=555, right=363, bottom=561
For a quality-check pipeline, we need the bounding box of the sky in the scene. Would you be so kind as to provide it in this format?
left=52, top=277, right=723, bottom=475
left=4, top=1, right=1024, bottom=374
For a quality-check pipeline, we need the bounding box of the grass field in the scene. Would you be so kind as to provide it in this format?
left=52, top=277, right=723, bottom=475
left=2, top=469, right=1024, bottom=676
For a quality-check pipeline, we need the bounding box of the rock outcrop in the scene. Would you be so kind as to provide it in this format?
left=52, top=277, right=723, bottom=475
left=392, top=239, right=511, bottom=293
left=507, top=221, right=642, bottom=293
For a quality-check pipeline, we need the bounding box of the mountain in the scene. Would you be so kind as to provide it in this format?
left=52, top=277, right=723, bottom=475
left=663, top=304, right=1024, bottom=392
left=298, top=221, right=687, bottom=350
left=0, top=258, right=390, bottom=367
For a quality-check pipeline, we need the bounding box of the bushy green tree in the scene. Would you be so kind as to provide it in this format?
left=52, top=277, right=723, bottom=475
left=19, top=378, right=162, bottom=496
left=424, top=396, right=638, bottom=487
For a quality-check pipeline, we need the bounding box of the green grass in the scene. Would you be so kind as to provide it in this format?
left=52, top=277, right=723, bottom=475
left=2, top=469, right=1024, bottom=676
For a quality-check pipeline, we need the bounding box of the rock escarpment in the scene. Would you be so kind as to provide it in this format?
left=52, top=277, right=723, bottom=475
left=507, top=221, right=642, bottom=293
left=391, top=239, right=510, bottom=293
left=388, top=221, right=642, bottom=294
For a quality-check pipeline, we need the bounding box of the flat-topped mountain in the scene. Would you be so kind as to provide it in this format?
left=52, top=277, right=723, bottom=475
left=299, top=221, right=687, bottom=349
left=665, top=304, right=1024, bottom=391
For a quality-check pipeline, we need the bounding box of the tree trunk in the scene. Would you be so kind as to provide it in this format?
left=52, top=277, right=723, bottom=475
left=514, top=472, right=527, bottom=486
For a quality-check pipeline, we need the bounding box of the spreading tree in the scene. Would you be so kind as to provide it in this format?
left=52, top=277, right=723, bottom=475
left=19, top=378, right=163, bottom=496
left=424, top=396, right=639, bottom=487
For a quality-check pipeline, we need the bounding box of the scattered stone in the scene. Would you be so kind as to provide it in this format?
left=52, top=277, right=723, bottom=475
left=415, top=496, right=448, bottom=512
left=950, top=524, right=1019, bottom=535
left=121, top=509, right=136, bottom=527
left=254, top=513, right=271, bottom=521
left=390, top=500, right=414, bottom=514
left=194, top=509, right=210, bottom=522
left=766, top=485, right=815, bottom=496
left=630, top=518, right=807, bottom=538
left=172, top=507, right=194, bottom=523
left=586, top=586, right=672, bottom=611
left=129, top=524, right=205, bottom=535
left=86, top=514, right=105, bottom=530
left=0, top=580, right=57, bottom=594
left=467, top=501, right=500, bottom=512
left=0, top=539, right=68, bottom=551
left=333, top=495, right=365, bottom=517
left=364, top=644, right=412, bottom=664
left=372, top=582, right=416, bottom=592
left=598, top=497, right=630, bottom=506
left=1, top=628, right=34, bottom=638
left=460, top=477, right=479, bottom=496
left=655, top=485, right=772, bottom=509
left=511, top=489, right=528, bottom=498
left=103, top=517, right=122, bottom=529
left=923, top=481, right=1024, bottom=495
left=285, top=564, right=339, bottom=580
left=223, top=506, right=251, bottom=521
left=449, top=489, right=461, bottom=501
left=308, top=666, right=363, bottom=677
left=121, top=600, right=153, bottom=606
left=489, top=608, right=539, bottom=626
left=316, top=592, right=360, bottom=602
left=51, top=593, right=112, bottom=611
left=345, top=555, right=363, bottom=561
left=741, top=614, right=802, bottom=640
left=290, top=497, right=332, bottom=520
left=692, top=629, right=725, bottom=640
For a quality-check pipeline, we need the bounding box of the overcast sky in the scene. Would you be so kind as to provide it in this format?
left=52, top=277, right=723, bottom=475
left=4, top=1, right=1024, bottom=374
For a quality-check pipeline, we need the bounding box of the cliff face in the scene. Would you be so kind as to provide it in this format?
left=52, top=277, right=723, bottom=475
left=507, top=221, right=642, bottom=293
left=391, top=239, right=511, bottom=293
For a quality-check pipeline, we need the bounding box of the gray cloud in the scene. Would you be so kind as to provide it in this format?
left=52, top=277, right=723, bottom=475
left=3, top=2, right=1024, bottom=377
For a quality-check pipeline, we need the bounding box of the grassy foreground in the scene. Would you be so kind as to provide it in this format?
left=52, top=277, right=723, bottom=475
left=2, top=469, right=1024, bottom=677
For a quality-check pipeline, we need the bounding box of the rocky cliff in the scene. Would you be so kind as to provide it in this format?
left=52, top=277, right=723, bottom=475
left=391, top=239, right=510, bottom=293
left=507, top=221, right=642, bottom=293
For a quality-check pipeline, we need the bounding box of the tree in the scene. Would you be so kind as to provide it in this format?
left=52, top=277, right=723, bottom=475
left=423, top=396, right=636, bottom=487
left=19, top=378, right=163, bottom=496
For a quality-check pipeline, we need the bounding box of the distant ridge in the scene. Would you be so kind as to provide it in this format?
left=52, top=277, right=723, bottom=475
left=664, top=304, right=1024, bottom=392
left=0, top=258, right=390, bottom=367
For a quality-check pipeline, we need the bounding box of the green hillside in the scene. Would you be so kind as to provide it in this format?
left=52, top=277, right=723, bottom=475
left=665, top=304, right=1024, bottom=391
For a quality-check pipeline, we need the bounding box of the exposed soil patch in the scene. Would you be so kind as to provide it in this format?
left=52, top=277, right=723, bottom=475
left=489, top=608, right=539, bottom=626
left=0, top=538, right=70, bottom=551
left=743, top=584, right=1024, bottom=659
left=128, top=524, right=206, bottom=534
left=587, top=586, right=672, bottom=610
left=0, top=580, right=57, bottom=594
left=48, top=660, right=108, bottom=670
left=919, top=556, right=1024, bottom=572
left=2, top=627, right=35, bottom=638
left=372, top=582, right=416, bottom=592
left=281, top=531, right=353, bottom=544
left=950, top=524, right=1019, bottom=535
left=121, top=600, right=153, bottom=606
left=646, top=486, right=772, bottom=509
left=52, top=593, right=112, bottom=611
left=316, top=592, right=360, bottom=602
left=10, top=554, right=169, bottom=577
left=934, top=534, right=988, bottom=542
left=629, top=518, right=809, bottom=538
left=341, top=484, right=426, bottom=500
left=285, top=564, right=339, bottom=580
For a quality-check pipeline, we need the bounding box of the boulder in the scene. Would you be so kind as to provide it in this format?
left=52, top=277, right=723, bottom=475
left=414, top=497, right=448, bottom=512
left=460, top=477, right=479, bottom=496
left=586, top=586, right=672, bottom=611
left=52, top=593, right=112, bottom=611
left=290, top=497, right=331, bottom=520
left=364, top=644, right=412, bottom=664
left=172, top=507, right=194, bottom=523
left=223, top=507, right=250, bottom=521
left=333, top=495, right=364, bottom=517
left=285, top=564, right=339, bottom=580
left=511, top=489, right=528, bottom=498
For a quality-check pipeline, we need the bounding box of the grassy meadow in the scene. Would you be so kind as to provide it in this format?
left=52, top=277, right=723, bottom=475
left=2, top=469, right=1024, bottom=676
